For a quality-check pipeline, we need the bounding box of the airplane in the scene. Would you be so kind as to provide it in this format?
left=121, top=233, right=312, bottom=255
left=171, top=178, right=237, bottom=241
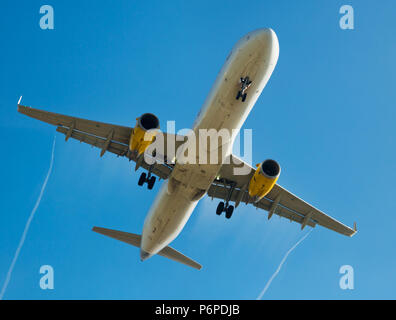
left=18, top=28, right=357, bottom=270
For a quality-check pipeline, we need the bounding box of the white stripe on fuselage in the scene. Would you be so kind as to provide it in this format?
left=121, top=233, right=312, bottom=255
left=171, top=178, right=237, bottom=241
left=141, top=28, right=279, bottom=256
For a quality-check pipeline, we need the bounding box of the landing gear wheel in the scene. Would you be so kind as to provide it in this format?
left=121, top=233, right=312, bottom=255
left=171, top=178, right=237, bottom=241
left=147, top=176, right=156, bottom=190
left=138, top=172, right=146, bottom=186
left=216, top=202, right=225, bottom=215
left=225, top=205, right=234, bottom=219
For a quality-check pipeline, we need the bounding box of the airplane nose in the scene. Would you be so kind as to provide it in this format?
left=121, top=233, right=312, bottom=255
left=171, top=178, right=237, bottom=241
left=140, top=249, right=153, bottom=261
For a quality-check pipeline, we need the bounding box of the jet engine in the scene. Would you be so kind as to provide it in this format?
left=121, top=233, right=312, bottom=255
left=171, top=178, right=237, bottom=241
left=129, top=113, right=160, bottom=156
left=248, top=159, right=281, bottom=202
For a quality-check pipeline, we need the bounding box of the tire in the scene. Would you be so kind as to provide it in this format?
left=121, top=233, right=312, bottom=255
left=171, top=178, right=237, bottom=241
left=216, top=202, right=225, bottom=215
left=242, top=93, right=247, bottom=102
left=138, top=172, right=146, bottom=186
left=147, top=176, right=156, bottom=190
left=236, top=91, right=241, bottom=100
left=225, top=205, right=234, bottom=219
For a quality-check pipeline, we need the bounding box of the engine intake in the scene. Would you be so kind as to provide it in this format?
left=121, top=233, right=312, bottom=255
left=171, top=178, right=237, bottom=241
left=248, top=159, right=281, bottom=202
left=129, top=113, right=160, bottom=156
left=138, top=113, right=160, bottom=131
left=260, top=159, right=281, bottom=178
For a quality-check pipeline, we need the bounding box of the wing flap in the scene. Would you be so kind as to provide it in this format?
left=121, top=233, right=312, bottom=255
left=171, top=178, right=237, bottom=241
left=56, top=126, right=128, bottom=156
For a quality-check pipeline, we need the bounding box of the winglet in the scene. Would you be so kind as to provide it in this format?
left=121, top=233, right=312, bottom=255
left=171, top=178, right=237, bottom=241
left=348, top=221, right=357, bottom=237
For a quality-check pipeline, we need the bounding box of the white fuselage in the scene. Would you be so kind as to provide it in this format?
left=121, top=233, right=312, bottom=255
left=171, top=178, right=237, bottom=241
left=141, top=28, right=279, bottom=257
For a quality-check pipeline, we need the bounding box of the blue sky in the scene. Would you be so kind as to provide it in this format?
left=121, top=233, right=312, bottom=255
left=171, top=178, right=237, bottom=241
left=1, top=0, right=395, bottom=299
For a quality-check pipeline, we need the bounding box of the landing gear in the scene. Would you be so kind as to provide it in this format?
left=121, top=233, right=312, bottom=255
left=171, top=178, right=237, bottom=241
left=137, top=167, right=156, bottom=190
left=216, top=202, right=224, bottom=215
left=147, top=176, right=156, bottom=190
left=138, top=172, right=146, bottom=186
left=236, top=91, right=247, bottom=102
left=216, top=180, right=236, bottom=219
left=216, top=202, right=234, bottom=219
left=225, top=205, right=234, bottom=219
left=236, top=76, right=252, bottom=102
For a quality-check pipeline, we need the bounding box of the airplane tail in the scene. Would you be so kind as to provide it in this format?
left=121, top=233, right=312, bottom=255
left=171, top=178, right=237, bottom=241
left=92, top=226, right=202, bottom=270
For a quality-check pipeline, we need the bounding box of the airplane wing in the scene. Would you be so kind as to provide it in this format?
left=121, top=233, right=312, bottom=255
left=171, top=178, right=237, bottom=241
left=17, top=104, right=180, bottom=180
left=18, top=104, right=356, bottom=236
left=208, top=155, right=357, bottom=237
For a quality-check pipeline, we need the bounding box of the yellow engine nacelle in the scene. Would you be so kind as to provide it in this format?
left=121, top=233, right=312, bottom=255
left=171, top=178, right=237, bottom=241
left=129, top=113, right=160, bottom=156
left=248, top=159, right=281, bottom=202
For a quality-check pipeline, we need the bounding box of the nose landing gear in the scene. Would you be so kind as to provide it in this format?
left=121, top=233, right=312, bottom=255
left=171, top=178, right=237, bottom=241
left=236, top=76, right=252, bottom=102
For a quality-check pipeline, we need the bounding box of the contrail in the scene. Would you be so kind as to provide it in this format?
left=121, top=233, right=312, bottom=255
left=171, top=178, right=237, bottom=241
left=0, top=137, right=56, bottom=300
left=256, top=228, right=313, bottom=300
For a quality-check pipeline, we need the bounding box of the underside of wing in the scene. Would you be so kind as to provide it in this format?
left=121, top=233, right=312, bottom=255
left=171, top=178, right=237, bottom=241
left=18, top=104, right=132, bottom=144
left=210, top=154, right=357, bottom=236
left=18, top=104, right=177, bottom=180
